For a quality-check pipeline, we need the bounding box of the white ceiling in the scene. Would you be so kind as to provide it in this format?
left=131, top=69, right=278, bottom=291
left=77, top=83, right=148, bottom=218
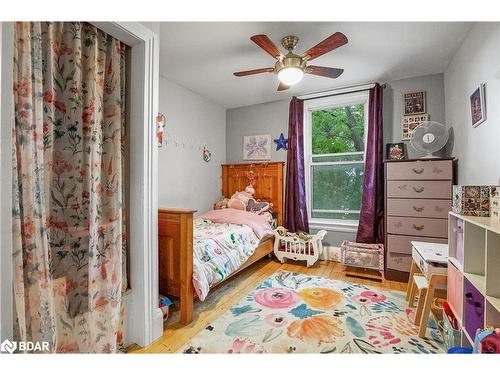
left=159, top=22, right=473, bottom=109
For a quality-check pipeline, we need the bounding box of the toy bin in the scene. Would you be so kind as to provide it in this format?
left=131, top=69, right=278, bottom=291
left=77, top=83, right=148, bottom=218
left=443, top=304, right=461, bottom=350
left=340, top=241, right=384, bottom=272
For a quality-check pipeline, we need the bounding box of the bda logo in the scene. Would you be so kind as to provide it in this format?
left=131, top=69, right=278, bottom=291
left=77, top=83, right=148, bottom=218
left=0, top=339, right=17, bottom=354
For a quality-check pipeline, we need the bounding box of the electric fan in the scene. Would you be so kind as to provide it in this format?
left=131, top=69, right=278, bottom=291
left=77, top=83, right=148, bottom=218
left=410, top=121, right=449, bottom=158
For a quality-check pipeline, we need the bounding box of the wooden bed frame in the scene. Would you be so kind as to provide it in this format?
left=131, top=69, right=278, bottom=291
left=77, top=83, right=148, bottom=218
left=158, top=162, right=284, bottom=325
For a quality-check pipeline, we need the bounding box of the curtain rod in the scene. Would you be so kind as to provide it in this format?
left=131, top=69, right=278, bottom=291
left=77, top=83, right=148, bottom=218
left=298, top=82, right=387, bottom=101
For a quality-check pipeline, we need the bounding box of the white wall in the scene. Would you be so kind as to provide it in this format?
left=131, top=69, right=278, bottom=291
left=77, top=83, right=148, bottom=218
left=445, top=23, right=500, bottom=185
left=158, top=77, right=226, bottom=214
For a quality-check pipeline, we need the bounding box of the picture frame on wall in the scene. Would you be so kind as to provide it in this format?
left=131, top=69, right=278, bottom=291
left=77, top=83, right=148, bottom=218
left=243, top=134, right=272, bottom=160
left=386, top=142, right=407, bottom=160
left=401, top=114, right=429, bottom=140
left=403, top=91, right=426, bottom=115
left=470, top=83, right=486, bottom=127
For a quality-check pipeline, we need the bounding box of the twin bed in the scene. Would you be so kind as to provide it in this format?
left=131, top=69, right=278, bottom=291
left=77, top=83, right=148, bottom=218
left=158, top=162, right=284, bottom=324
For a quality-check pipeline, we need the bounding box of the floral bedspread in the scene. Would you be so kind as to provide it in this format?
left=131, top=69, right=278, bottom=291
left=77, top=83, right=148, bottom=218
left=193, top=218, right=260, bottom=301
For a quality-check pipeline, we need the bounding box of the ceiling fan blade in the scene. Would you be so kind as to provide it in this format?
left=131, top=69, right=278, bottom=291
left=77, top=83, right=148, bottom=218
left=307, top=65, right=344, bottom=79
left=250, top=35, right=284, bottom=59
left=303, top=32, right=348, bottom=61
left=233, top=68, right=274, bottom=77
left=277, top=82, right=289, bottom=91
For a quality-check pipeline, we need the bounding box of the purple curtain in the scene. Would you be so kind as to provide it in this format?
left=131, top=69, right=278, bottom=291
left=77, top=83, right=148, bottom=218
left=285, top=97, right=309, bottom=233
left=356, top=83, right=384, bottom=244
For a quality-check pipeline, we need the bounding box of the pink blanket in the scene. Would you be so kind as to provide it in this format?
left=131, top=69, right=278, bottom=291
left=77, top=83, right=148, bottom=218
left=200, top=209, right=273, bottom=240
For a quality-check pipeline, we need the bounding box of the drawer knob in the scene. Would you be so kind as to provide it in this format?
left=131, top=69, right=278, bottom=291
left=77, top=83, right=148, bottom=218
left=412, top=167, right=424, bottom=174
left=413, top=186, right=425, bottom=193
left=413, top=206, right=425, bottom=212
left=413, top=224, right=425, bottom=231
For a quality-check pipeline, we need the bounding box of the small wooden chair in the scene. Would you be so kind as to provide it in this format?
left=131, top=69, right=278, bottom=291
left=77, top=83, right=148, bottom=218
left=417, top=273, right=447, bottom=338
left=409, top=274, right=429, bottom=326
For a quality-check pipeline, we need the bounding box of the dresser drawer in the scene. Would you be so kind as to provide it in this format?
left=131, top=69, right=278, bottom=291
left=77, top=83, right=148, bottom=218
left=387, top=198, right=451, bottom=218
left=387, top=234, right=447, bottom=255
left=386, top=180, right=452, bottom=199
left=387, top=216, right=448, bottom=237
left=386, top=251, right=412, bottom=272
left=386, top=160, right=453, bottom=180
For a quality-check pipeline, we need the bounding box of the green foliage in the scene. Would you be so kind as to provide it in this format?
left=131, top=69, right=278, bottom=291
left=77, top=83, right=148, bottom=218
left=312, top=105, right=365, bottom=154
left=310, top=104, right=365, bottom=220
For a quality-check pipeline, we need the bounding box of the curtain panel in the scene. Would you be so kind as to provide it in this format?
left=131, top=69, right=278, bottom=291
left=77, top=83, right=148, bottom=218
left=12, top=22, right=128, bottom=353
left=285, top=97, right=309, bottom=233
left=356, top=83, right=384, bottom=244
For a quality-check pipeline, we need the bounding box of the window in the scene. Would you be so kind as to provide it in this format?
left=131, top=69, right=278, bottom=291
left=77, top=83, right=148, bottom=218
left=304, top=91, right=369, bottom=230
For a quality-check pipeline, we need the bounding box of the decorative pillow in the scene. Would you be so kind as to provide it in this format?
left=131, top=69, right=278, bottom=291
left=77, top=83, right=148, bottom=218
left=246, top=198, right=270, bottom=215
left=227, top=190, right=253, bottom=210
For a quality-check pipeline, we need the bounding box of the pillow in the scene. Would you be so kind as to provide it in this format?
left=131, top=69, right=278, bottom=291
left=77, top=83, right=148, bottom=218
left=246, top=198, right=270, bottom=215
left=227, top=190, right=252, bottom=210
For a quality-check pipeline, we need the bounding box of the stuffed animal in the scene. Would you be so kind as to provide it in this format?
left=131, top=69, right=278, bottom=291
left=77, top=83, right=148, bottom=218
left=227, top=185, right=255, bottom=210
left=275, top=225, right=312, bottom=241
left=213, top=197, right=229, bottom=210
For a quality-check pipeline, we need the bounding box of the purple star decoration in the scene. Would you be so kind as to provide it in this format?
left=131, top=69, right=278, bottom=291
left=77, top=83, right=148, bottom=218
left=274, top=133, right=288, bottom=151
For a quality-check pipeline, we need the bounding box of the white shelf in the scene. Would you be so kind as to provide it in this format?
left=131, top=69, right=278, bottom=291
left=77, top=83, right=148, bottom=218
left=448, top=256, right=463, bottom=272
left=464, top=272, right=486, bottom=295
left=449, top=211, right=500, bottom=235
left=463, top=326, right=474, bottom=345
left=486, top=295, right=500, bottom=312
left=447, top=211, right=500, bottom=347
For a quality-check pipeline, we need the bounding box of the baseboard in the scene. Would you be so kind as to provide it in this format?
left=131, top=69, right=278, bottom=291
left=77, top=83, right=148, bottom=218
left=320, top=246, right=341, bottom=262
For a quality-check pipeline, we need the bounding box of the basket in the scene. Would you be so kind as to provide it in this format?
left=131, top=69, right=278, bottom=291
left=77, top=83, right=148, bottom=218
left=273, top=229, right=327, bottom=267
left=340, top=241, right=384, bottom=272
left=442, top=307, right=461, bottom=349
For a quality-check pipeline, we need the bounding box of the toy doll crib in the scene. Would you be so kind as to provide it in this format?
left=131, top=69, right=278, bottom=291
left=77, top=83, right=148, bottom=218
left=273, top=229, right=327, bottom=267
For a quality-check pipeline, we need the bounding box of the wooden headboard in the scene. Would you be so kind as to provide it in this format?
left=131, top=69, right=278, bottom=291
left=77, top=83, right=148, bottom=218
left=221, top=162, right=285, bottom=225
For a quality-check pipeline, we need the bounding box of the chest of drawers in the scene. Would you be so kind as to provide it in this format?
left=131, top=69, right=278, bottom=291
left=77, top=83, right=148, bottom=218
left=384, top=158, right=455, bottom=281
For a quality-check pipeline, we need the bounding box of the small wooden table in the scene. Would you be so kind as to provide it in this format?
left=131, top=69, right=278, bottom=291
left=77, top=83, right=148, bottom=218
left=406, top=241, right=448, bottom=337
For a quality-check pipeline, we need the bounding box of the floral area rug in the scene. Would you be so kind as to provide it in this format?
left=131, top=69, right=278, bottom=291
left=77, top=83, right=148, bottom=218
left=181, top=271, right=445, bottom=354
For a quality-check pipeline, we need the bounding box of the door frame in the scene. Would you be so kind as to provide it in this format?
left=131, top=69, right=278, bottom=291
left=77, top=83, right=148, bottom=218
left=0, top=21, right=163, bottom=348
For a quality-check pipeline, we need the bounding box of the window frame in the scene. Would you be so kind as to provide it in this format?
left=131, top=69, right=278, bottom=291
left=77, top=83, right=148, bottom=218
left=303, top=91, right=369, bottom=232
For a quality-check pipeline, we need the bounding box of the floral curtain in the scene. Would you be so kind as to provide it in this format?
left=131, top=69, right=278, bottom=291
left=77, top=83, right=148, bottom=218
left=12, top=22, right=128, bottom=353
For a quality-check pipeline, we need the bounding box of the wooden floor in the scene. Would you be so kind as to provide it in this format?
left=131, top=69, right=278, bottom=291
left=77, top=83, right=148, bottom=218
left=129, top=258, right=407, bottom=354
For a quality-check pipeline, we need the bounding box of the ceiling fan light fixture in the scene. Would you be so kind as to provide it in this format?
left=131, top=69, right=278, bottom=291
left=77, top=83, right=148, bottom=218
left=278, top=66, right=303, bottom=86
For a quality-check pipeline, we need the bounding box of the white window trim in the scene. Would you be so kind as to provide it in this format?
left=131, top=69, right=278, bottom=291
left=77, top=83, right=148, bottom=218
left=304, top=91, right=369, bottom=232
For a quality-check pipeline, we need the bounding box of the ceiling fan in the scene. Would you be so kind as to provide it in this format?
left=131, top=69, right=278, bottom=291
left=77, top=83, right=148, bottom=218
left=233, top=32, right=348, bottom=91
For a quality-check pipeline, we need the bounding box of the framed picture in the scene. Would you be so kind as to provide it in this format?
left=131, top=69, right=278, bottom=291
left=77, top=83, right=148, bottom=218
left=470, top=83, right=486, bottom=127
left=401, top=114, right=429, bottom=140
left=403, top=91, right=426, bottom=115
left=386, top=143, right=407, bottom=160
left=243, top=134, right=272, bottom=160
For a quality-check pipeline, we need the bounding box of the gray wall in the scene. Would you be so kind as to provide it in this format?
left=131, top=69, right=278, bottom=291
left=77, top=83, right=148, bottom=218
left=444, top=23, right=500, bottom=185
left=383, top=73, right=446, bottom=158
left=226, top=100, right=290, bottom=163
left=158, top=77, right=226, bottom=214
left=226, top=74, right=447, bottom=246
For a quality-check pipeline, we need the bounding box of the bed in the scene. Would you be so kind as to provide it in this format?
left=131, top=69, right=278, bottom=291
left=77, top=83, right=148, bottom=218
left=158, top=162, right=284, bottom=325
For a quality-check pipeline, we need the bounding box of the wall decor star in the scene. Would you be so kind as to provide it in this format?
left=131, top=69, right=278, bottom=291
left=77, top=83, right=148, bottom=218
left=274, top=133, right=288, bottom=151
